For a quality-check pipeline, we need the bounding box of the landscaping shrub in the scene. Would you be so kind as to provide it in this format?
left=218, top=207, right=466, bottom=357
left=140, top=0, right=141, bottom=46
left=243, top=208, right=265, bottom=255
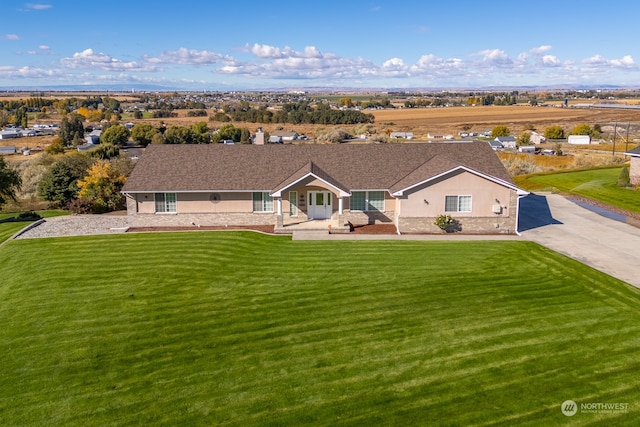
left=618, top=165, right=631, bottom=187
left=16, top=211, right=42, bottom=221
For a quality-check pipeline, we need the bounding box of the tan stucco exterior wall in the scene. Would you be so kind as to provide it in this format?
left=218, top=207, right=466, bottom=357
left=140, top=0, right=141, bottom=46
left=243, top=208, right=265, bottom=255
left=630, top=157, right=640, bottom=185
left=178, top=192, right=252, bottom=213
left=396, top=171, right=518, bottom=234
left=129, top=192, right=253, bottom=214
left=400, top=171, right=513, bottom=217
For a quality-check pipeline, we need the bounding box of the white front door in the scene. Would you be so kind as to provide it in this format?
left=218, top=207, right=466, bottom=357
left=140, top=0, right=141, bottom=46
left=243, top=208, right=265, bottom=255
left=307, top=191, right=332, bottom=219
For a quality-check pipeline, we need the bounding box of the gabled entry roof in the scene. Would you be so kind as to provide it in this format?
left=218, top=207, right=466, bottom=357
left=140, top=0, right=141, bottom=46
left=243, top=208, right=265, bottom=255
left=271, top=161, right=350, bottom=197
left=122, top=141, right=516, bottom=194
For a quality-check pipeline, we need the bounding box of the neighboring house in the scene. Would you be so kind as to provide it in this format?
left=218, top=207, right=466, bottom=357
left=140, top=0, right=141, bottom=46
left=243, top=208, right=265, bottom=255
left=390, top=132, right=414, bottom=139
left=77, top=142, right=96, bottom=152
left=0, top=130, right=20, bottom=140
left=488, top=140, right=503, bottom=151
left=624, top=146, right=640, bottom=185
left=568, top=135, right=591, bottom=144
left=518, top=146, right=536, bottom=153
left=427, top=133, right=453, bottom=140
left=122, top=142, right=527, bottom=234
left=268, top=135, right=283, bottom=144
left=495, top=136, right=517, bottom=149
left=271, top=131, right=299, bottom=142
left=529, top=131, right=546, bottom=145
left=0, top=146, right=17, bottom=155
left=85, top=129, right=102, bottom=144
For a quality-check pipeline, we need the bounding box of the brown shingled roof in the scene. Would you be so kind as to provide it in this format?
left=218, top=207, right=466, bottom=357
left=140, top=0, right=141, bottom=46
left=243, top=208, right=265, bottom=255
left=121, top=141, right=514, bottom=194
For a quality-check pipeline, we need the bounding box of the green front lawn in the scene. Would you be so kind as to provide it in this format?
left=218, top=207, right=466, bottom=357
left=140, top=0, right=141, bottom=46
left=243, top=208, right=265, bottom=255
left=1, top=232, right=639, bottom=425
left=516, top=166, right=640, bottom=214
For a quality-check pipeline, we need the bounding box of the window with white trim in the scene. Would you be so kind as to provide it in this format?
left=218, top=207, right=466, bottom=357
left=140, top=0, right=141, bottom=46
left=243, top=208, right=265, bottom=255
left=253, top=192, right=274, bottom=212
left=445, top=195, right=472, bottom=213
left=350, top=191, right=385, bottom=211
left=155, top=192, right=177, bottom=213
left=289, top=191, right=298, bottom=216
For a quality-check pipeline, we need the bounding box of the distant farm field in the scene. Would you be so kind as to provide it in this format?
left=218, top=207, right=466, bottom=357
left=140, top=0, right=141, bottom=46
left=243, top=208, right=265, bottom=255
left=1, top=232, right=639, bottom=425
left=368, top=105, right=640, bottom=137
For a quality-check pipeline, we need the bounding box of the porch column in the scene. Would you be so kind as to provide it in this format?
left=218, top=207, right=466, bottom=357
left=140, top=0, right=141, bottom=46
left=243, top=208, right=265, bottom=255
left=338, top=197, right=344, bottom=215
left=277, top=197, right=283, bottom=216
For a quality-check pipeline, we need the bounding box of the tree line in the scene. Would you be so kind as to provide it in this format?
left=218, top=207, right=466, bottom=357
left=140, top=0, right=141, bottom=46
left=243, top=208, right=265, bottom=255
left=221, top=102, right=375, bottom=125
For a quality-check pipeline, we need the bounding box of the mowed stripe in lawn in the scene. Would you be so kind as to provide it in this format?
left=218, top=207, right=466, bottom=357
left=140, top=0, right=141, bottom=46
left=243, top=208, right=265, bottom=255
left=1, top=232, right=639, bottom=426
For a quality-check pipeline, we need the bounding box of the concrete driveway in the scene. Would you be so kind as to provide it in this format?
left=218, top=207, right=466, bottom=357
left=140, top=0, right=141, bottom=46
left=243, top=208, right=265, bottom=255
left=519, top=193, right=640, bottom=289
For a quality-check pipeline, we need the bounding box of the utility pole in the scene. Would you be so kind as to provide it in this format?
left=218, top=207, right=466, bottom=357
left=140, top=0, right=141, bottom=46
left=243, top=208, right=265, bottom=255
left=625, top=122, right=630, bottom=153
left=612, top=122, right=617, bottom=157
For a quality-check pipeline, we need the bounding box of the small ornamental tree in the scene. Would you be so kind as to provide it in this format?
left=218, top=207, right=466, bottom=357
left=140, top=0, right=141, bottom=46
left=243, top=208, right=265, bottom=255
left=491, top=125, right=510, bottom=138
left=76, top=160, right=127, bottom=213
left=618, top=165, right=631, bottom=188
left=544, top=125, right=565, bottom=140
left=570, top=124, right=592, bottom=136
left=125, top=123, right=155, bottom=145
left=516, top=131, right=531, bottom=147
left=101, top=124, right=130, bottom=146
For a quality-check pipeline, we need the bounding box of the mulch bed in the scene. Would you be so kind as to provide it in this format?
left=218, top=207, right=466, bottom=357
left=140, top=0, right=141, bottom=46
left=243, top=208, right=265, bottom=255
left=127, top=225, right=276, bottom=234
left=127, top=223, right=399, bottom=235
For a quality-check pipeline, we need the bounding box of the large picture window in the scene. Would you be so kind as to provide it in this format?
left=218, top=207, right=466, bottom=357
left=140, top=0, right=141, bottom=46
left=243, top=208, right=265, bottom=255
left=445, top=195, right=472, bottom=213
left=253, top=192, right=274, bottom=212
left=350, top=191, right=385, bottom=211
left=155, top=192, right=177, bottom=213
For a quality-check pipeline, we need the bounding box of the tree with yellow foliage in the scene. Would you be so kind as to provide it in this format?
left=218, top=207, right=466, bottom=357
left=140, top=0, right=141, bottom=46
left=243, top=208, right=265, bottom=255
left=77, top=107, right=90, bottom=119
left=76, top=160, right=127, bottom=213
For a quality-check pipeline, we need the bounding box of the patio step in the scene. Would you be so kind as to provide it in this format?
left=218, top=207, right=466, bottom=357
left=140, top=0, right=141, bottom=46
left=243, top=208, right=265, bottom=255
left=291, top=230, right=332, bottom=240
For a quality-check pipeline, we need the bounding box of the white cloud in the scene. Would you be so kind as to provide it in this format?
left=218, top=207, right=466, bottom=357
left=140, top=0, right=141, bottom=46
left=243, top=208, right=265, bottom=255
left=541, top=55, right=561, bottom=66
left=61, top=48, right=155, bottom=72
left=25, top=3, right=52, bottom=11
left=529, top=45, right=552, bottom=55
left=145, top=47, right=228, bottom=65
left=5, top=34, right=20, bottom=40
left=0, top=65, right=59, bottom=79
left=583, top=54, right=636, bottom=69
left=28, top=45, right=52, bottom=56
left=247, top=43, right=324, bottom=59
left=610, top=55, right=635, bottom=68
left=475, top=49, right=512, bottom=65
left=584, top=54, right=606, bottom=65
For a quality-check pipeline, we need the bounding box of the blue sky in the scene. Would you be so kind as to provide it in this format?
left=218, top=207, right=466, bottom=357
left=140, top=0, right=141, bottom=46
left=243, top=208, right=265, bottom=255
left=2, top=1, right=639, bottom=90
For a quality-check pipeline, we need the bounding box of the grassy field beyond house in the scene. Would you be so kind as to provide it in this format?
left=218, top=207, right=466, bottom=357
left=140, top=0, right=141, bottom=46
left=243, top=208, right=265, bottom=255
left=0, top=232, right=639, bottom=426
left=515, top=166, right=640, bottom=214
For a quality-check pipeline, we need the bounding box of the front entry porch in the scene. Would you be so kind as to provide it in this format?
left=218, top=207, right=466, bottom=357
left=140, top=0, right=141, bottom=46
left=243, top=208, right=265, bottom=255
left=273, top=188, right=350, bottom=234
left=274, top=218, right=350, bottom=234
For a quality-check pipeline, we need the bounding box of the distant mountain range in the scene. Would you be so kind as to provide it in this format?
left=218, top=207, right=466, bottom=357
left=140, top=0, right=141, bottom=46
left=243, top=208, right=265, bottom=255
left=1, top=83, right=637, bottom=93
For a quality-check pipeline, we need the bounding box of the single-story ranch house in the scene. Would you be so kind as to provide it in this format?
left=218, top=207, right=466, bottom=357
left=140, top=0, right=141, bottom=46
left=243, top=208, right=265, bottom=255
left=121, top=141, right=528, bottom=234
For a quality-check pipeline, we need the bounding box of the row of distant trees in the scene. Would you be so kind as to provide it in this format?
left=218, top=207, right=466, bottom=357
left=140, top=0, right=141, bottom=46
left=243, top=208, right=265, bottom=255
left=221, top=101, right=375, bottom=125
left=489, top=123, right=603, bottom=141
